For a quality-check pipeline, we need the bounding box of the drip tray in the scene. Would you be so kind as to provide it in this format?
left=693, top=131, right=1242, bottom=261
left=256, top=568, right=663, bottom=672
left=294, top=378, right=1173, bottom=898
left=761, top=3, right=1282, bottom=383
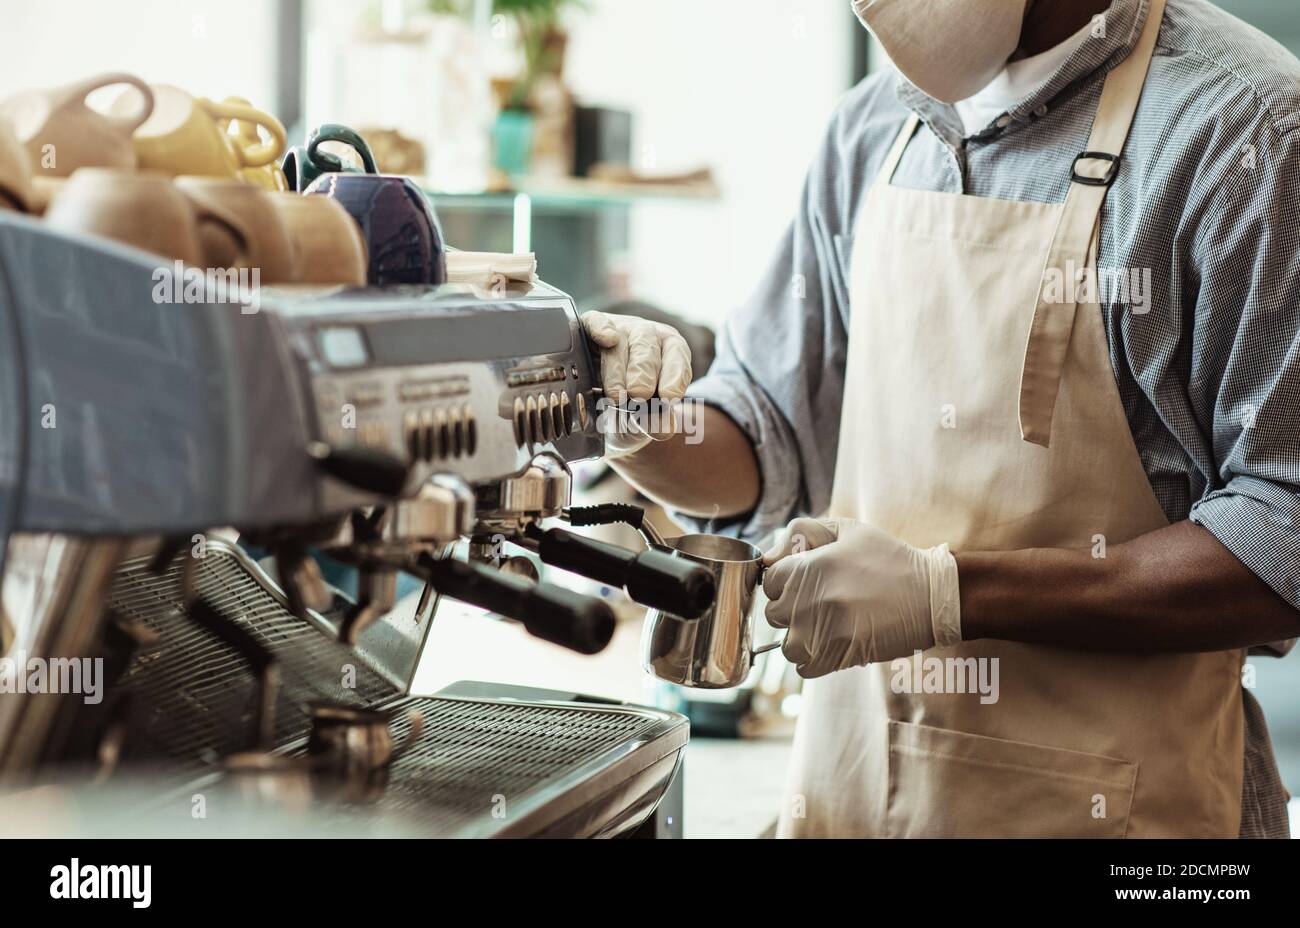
left=346, top=694, right=686, bottom=838
left=99, top=540, right=686, bottom=838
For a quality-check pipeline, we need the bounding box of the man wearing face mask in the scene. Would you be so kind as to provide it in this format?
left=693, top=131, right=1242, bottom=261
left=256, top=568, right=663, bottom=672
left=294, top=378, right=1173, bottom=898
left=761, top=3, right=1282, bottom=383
left=582, top=0, right=1300, bottom=838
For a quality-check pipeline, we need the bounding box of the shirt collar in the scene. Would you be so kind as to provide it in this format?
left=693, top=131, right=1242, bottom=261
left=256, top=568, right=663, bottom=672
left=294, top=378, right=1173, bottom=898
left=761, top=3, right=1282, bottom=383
left=896, top=0, right=1149, bottom=143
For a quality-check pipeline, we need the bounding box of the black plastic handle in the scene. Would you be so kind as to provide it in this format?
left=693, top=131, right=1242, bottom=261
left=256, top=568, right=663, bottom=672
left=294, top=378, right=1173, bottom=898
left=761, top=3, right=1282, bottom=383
left=530, top=526, right=715, bottom=620
left=308, top=443, right=409, bottom=498
left=420, top=556, right=615, bottom=655
left=565, top=503, right=646, bottom=531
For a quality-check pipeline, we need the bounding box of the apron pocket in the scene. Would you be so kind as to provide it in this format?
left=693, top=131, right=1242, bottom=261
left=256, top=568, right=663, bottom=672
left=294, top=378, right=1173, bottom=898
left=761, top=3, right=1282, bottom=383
left=886, top=720, right=1137, bottom=838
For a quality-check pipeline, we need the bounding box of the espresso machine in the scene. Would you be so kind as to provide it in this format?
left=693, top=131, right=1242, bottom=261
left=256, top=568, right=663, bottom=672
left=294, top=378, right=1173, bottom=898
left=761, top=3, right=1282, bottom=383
left=0, top=212, right=714, bottom=837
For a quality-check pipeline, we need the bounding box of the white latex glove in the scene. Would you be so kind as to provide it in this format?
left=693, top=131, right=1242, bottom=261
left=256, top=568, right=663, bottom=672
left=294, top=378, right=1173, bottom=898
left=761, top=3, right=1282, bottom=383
left=582, top=310, right=693, bottom=458
left=762, top=518, right=962, bottom=678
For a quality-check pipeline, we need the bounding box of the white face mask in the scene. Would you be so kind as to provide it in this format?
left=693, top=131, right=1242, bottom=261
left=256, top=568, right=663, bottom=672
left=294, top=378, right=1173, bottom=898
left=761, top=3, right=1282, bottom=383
left=853, top=0, right=1029, bottom=103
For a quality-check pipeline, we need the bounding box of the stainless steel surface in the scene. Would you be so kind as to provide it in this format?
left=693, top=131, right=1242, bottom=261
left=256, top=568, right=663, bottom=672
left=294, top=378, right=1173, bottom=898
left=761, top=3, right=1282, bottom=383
left=0, top=217, right=691, bottom=835
left=279, top=283, right=606, bottom=517
left=223, top=750, right=317, bottom=813
left=340, top=565, right=398, bottom=644
left=307, top=701, right=424, bottom=782
left=0, top=213, right=605, bottom=536
left=0, top=534, right=127, bottom=775
left=387, top=475, right=475, bottom=543
left=109, top=541, right=399, bottom=764
left=642, top=534, right=778, bottom=689
left=0, top=214, right=319, bottom=536
left=372, top=694, right=686, bottom=838
left=58, top=540, right=687, bottom=836
left=638, top=519, right=668, bottom=550
left=284, top=554, right=334, bottom=612
left=474, top=453, right=573, bottom=534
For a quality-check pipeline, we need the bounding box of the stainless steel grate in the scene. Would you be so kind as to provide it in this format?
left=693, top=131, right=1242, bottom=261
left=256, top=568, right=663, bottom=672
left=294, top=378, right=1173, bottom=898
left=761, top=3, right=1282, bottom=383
left=372, top=696, right=663, bottom=833
left=103, top=542, right=685, bottom=836
left=110, top=546, right=397, bottom=766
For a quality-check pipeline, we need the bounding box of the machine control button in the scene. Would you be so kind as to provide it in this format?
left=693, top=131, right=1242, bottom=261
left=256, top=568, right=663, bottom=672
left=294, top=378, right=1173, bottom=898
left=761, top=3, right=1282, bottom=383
left=507, top=366, right=566, bottom=388
left=348, top=381, right=385, bottom=408
left=549, top=392, right=564, bottom=439
left=465, top=405, right=478, bottom=455
left=526, top=394, right=540, bottom=444
left=403, top=410, right=420, bottom=462
left=447, top=406, right=464, bottom=458
left=537, top=394, right=553, bottom=442
left=560, top=392, right=573, bottom=435
left=419, top=408, right=435, bottom=461
left=397, top=376, right=471, bottom=402
left=514, top=397, right=527, bottom=446
left=433, top=407, right=449, bottom=460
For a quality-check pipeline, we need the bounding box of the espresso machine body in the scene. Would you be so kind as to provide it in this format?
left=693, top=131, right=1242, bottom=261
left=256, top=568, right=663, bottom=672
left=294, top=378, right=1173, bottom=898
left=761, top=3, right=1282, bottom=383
left=0, top=213, right=320, bottom=542
left=0, top=213, right=694, bottom=837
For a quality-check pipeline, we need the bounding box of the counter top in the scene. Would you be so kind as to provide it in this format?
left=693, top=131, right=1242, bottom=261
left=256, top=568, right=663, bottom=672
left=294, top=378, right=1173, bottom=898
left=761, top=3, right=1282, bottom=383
left=683, top=736, right=791, bottom=839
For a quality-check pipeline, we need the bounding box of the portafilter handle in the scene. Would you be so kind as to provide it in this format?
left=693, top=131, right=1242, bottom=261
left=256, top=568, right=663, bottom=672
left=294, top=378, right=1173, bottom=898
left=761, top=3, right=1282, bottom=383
left=525, top=523, right=716, bottom=620
left=416, top=554, right=615, bottom=655
left=308, top=442, right=409, bottom=498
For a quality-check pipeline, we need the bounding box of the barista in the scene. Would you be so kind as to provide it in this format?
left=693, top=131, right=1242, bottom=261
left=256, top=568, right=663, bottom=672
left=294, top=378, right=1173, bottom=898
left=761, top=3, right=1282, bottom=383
left=583, top=0, right=1300, bottom=837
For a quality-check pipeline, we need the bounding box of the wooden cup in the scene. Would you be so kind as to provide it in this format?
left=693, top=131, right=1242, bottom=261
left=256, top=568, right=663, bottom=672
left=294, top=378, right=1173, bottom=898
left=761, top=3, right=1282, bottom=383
left=0, top=73, right=153, bottom=178
left=44, top=168, right=249, bottom=268
left=0, top=115, right=34, bottom=211
left=175, top=177, right=299, bottom=283
left=114, top=84, right=285, bottom=179
left=265, top=192, right=368, bottom=286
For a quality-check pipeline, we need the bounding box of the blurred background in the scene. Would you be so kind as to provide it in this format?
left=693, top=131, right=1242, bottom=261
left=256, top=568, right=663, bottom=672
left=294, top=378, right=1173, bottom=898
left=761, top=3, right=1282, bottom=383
left=5, top=0, right=1296, bottom=342
left=1, top=0, right=861, bottom=331
left=1, top=0, right=1297, bottom=835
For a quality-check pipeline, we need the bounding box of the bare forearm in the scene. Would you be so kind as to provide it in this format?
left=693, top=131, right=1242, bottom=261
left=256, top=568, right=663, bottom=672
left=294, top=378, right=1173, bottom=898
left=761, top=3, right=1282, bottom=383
left=957, top=520, right=1300, bottom=652
left=608, top=406, right=760, bottom=519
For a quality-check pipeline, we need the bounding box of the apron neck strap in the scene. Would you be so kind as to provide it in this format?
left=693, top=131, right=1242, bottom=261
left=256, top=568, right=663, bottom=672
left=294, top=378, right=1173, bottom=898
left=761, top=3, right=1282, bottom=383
left=877, top=113, right=921, bottom=187
left=1080, top=0, right=1167, bottom=162
left=1018, top=0, right=1167, bottom=447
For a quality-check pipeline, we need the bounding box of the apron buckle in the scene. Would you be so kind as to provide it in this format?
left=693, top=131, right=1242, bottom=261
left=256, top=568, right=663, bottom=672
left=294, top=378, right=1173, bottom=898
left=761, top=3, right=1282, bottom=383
left=1071, top=151, right=1122, bottom=187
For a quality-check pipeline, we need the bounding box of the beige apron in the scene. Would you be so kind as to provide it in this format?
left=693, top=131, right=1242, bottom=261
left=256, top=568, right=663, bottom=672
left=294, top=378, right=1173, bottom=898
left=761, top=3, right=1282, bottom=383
left=779, top=0, right=1244, bottom=838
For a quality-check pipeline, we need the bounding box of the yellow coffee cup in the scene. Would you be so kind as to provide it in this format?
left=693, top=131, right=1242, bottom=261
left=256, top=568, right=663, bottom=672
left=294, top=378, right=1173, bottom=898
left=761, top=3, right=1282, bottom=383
left=111, top=84, right=286, bottom=179
left=223, top=97, right=289, bottom=191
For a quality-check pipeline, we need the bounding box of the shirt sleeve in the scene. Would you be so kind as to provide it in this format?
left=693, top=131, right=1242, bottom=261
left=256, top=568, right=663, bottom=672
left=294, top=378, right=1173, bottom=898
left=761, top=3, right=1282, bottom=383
left=673, top=106, right=860, bottom=542
left=1186, top=125, right=1300, bottom=615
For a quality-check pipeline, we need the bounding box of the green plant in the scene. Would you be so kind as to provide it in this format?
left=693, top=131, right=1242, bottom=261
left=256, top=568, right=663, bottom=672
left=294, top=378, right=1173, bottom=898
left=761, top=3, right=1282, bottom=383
left=427, top=0, right=588, bottom=108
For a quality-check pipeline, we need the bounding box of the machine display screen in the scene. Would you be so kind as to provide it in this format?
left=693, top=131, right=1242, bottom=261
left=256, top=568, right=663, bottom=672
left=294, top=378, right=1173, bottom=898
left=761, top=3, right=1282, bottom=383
left=362, top=306, right=573, bottom=366
left=318, top=326, right=370, bottom=368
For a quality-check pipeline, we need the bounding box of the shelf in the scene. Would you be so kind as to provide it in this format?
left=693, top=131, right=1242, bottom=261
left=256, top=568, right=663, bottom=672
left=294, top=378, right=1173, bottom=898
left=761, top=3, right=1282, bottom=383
left=424, top=175, right=722, bottom=213
left=422, top=175, right=721, bottom=253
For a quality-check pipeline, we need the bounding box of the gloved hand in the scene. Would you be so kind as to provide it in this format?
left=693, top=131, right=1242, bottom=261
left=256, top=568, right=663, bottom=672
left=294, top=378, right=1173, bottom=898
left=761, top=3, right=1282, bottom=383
left=762, top=518, right=962, bottom=678
left=582, top=311, right=693, bottom=458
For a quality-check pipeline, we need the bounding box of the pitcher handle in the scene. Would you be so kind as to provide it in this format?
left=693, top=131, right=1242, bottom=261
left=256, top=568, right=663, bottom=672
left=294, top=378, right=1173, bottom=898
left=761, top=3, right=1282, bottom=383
left=307, top=124, right=380, bottom=176
left=197, top=97, right=287, bottom=169
left=63, top=72, right=155, bottom=134
left=753, top=633, right=787, bottom=657
left=751, top=565, right=785, bottom=657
